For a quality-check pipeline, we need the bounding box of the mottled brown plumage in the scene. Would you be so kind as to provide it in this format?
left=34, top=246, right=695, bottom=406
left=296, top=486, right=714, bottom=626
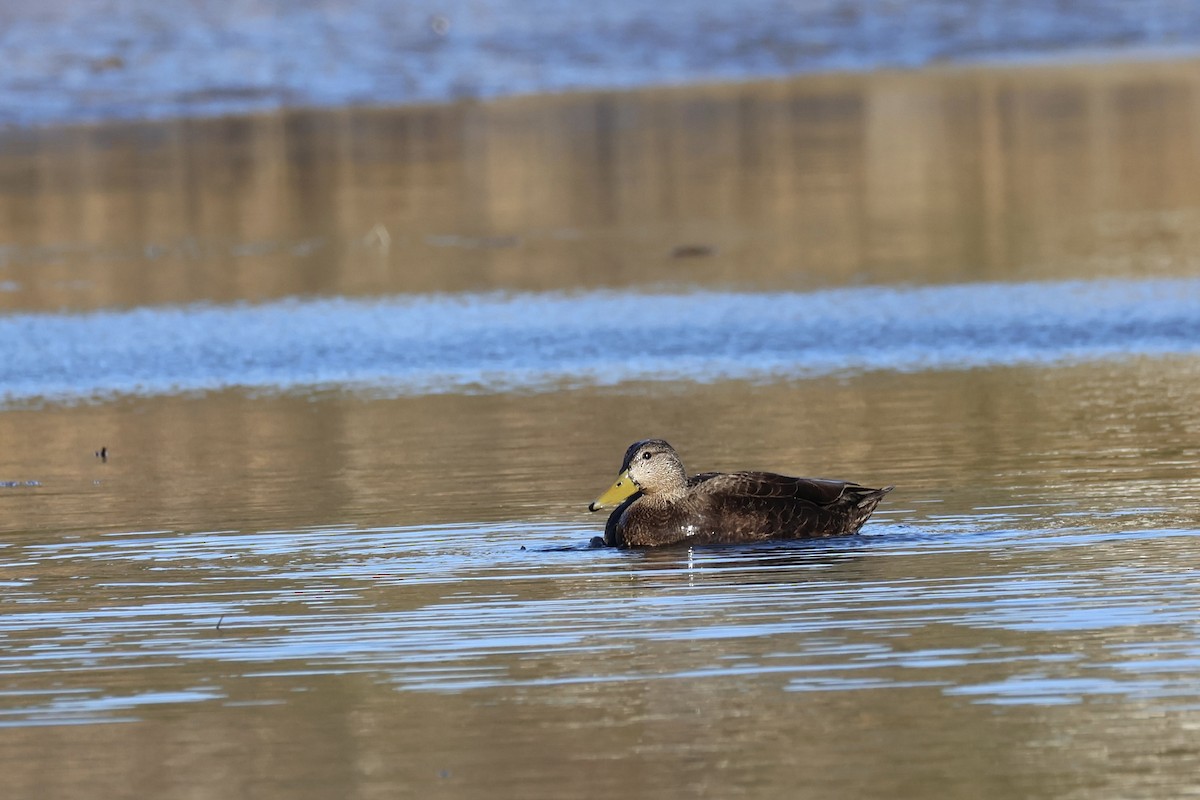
left=589, top=439, right=892, bottom=548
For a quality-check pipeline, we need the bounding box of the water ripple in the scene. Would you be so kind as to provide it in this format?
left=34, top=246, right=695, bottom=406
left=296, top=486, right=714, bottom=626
left=2, top=517, right=1199, bottom=724
left=3, top=1, right=1196, bottom=127
left=3, top=279, right=1199, bottom=406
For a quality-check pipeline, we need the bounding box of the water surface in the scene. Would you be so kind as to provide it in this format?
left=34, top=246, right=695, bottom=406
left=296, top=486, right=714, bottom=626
left=3, top=57, right=1200, bottom=800
left=2, top=0, right=1198, bottom=126
left=4, top=278, right=1199, bottom=405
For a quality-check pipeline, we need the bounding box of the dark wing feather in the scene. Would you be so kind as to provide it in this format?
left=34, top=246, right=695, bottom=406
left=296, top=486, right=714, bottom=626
left=686, top=471, right=722, bottom=488
left=689, top=471, right=890, bottom=541
left=693, top=471, right=849, bottom=505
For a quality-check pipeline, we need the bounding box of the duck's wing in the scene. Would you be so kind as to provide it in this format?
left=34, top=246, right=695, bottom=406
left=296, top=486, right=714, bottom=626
left=686, top=471, right=723, bottom=488
left=691, top=471, right=892, bottom=539
left=693, top=471, right=854, bottom=506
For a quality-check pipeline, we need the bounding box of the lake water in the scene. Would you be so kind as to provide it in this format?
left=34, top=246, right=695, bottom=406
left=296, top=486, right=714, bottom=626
left=3, top=0, right=1198, bottom=127
left=3, top=57, right=1200, bottom=799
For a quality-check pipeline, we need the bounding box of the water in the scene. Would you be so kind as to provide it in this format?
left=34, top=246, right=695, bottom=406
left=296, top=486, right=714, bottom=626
left=3, top=56, right=1200, bottom=799
left=4, top=279, right=1200, bottom=405
left=3, top=491, right=1200, bottom=797
left=2, top=0, right=1199, bottom=127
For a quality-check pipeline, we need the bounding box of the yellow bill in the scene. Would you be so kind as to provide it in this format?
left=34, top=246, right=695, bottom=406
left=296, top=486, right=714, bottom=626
left=588, top=469, right=639, bottom=512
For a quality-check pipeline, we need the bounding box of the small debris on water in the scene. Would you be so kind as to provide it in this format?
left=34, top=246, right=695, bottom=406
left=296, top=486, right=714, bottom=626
left=670, top=243, right=715, bottom=259
left=95, top=446, right=108, bottom=462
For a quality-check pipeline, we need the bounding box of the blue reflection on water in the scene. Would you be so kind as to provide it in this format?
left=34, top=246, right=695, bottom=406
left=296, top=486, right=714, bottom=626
left=3, top=520, right=1200, bottom=722
left=3, top=279, right=1199, bottom=406
left=2, top=0, right=1199, bottom=126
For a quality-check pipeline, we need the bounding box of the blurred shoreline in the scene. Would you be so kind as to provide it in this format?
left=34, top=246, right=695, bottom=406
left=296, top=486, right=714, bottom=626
left=2, top=0, right=1199, bottom=129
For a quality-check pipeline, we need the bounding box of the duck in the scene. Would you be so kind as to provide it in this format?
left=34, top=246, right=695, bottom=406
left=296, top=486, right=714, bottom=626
left=588, top=439, right=893, bottom=548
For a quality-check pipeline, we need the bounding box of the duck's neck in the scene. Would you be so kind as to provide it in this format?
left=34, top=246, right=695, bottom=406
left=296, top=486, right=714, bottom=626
left=643, top=481, right=689, bottom=503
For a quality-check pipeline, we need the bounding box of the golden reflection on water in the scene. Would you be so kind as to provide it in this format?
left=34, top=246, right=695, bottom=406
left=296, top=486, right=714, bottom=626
left=4, top=59, right=1200, bottom=311
left=1, top=359, right=1197, bottom=535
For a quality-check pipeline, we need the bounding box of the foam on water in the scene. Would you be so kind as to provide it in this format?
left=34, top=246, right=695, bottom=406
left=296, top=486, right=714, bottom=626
left=3, top=278, right=1198, bottom=406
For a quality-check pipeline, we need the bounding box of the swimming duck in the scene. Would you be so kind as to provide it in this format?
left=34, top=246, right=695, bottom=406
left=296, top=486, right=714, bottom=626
left=589, top=439, right=892, bottom=548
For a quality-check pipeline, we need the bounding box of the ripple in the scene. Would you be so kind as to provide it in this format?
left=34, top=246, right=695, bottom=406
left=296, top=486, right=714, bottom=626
left=3, top=1, right=1196, bottom=127
left=1, top=517, right=1199, bottom=724
left=3, top=279, right=1199, bottom=407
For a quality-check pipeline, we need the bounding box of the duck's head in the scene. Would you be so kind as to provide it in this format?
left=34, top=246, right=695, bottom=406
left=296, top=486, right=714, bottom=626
left=589, top=439, right=688, bottom=512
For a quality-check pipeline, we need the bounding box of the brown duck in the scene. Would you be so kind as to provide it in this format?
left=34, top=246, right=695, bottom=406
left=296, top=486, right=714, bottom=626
left=589, top=439, right=893, bottom=548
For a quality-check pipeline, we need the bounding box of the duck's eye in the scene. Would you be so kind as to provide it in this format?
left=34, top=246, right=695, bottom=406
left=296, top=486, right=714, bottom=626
left=642, top=452, right=652, bottom=460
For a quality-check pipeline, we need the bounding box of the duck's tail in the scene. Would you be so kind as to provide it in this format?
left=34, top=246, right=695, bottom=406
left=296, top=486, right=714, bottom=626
left=855, top=485, right=894, bottom=508
left=846, top=485, right=893, bottom=531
